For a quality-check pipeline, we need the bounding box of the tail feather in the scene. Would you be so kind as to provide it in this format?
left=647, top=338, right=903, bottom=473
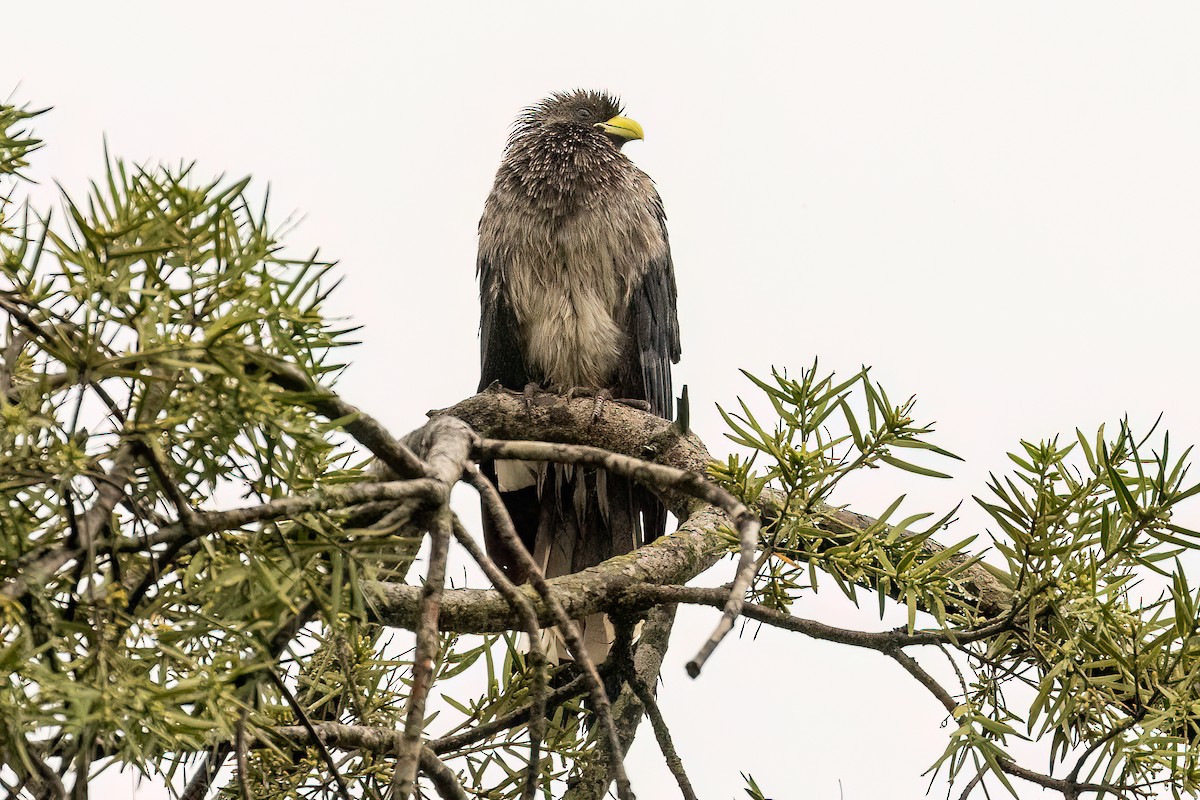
left=481, top=460, right=667, bottom=663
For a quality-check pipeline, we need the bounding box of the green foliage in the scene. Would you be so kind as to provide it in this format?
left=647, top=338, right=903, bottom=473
left=961, top=422, right=1200, bottom=795
left=717, top=364, right=1200, bottom=796
left=0, top=100, right=401, bottom=792
left=9, top=91, right=1200, bottom=799
left=709, top=363, right=972, bottom=625
left=741, top=771, right=772, bottom=799
left=432, top=639, right=595, bottom=798
left=0, top=100, right=597, bottom=799
left=0, top=101, right=44, bottom=187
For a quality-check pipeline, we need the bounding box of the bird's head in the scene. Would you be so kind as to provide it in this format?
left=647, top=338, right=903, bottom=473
left=513, top=90, right=645, bottom=150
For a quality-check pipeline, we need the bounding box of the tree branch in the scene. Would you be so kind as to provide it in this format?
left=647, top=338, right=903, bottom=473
left=617, top=630, right=697, bottom=800
left=562, top=604, right=677, bottom=800
left=448, top=514, right=548, bottom=800
left=258, top=354, right=427, bottom=479
left=366, top=505, right=732, bottom=633
left=466, top=467, right=635, bottom=800
left=442, top=392, right=1011, bottom=620
left=472, top=436, right=759, bottom=677
left=266, top=724, right=468, bottom=800
left=392, top=512, right=452, bottom=800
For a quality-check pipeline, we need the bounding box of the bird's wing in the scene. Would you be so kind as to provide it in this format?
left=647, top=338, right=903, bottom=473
left=620, top=194, right=681, bottom=419
left=614, top=192, right=681, bottom=544
left=477, top=254, right=530, bottom=392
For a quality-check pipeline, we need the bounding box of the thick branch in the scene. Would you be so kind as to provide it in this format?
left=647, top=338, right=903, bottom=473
left=368, top=505, right=732, bottom=632
left=442, top=392, right=1011, bottom=619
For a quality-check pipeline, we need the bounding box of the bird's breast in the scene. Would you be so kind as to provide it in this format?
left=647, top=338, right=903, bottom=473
left=490, top=205, right=651, bottom=390
left=480, top=150, right=667, bottom=391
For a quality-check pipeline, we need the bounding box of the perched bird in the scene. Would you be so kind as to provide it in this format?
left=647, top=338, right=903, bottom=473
left=476, top=90, right=680, bottom=662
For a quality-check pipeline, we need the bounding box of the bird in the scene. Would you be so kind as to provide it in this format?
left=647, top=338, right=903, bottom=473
left=476, top=89, right=680, bottom=663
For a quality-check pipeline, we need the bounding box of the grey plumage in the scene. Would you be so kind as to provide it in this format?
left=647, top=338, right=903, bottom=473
left=476, top=90, right=680, bottom=660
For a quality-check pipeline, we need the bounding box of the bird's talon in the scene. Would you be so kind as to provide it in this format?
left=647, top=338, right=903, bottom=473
left=591, top=392, right=607, bottom=423
left=522, top=383, right=540, bottom=417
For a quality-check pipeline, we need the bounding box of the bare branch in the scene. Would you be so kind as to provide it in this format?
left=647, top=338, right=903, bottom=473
left=267, top=724, right=468, bottom=800
left=124, top=478, right=443, bottom=551
left=445, top=391, right=1011, bottom=626
left=562, top=604, right=678, bottom=800
left=257, top=354, right=427, bottom=479
left=367, top=505, right=733, bottom=633
left=465, top=467, right=635, bottom=800
left=473, top=437, right=751, bottom=523
left=628, top=585, right=1015, bottom=649
left=392, top=513, right=452, bottom=800
left=448, top=514, right=548, bottom=800
left=269, top=674, right=591, bottom=759
left=416, top=748, right=470, bottom=800
left=616, top=635, right=697, bottom=800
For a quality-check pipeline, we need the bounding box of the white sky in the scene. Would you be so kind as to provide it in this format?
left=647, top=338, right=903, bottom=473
left=8, top=2, right=1200, bottom=797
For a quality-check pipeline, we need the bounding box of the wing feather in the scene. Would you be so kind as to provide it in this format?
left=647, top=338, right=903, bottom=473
left=619, top=199, right=680, bottom=419
left=477, top=255, right=530, bottom=392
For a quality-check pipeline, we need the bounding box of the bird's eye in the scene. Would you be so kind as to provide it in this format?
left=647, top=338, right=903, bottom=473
left=575, top=107, right=594, bottom=121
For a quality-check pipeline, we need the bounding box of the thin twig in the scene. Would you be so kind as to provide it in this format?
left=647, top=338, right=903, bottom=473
left=235, top=712, right=254, bottom=800
left=617, top=634, right=697, bottom=800
left=269, top=673, right=588, bottom=758
left=264, top=723, right=469, bottom=800
left=269, top=669, right=353, bottom=800
left=126, top=478, right=443, bottom=550
left=683, top=516, right=756, bottom=678
left=392, top=513, right=452, bottom=800
left=955, top=769, right=985, bottom=800
left=258, top=355, right=426, bottom=479
left=181, top=747, right=226, bottom=800
left=429, top=672, right=588, bottom=754
left=181, top=603, right=319, bottom=800
left=887, top=647, right=958, bottom=714
left=625, top=581, right=1126, bottom=800
left=630, top=585, right=1014, bottom=649
left=886, top=646, right=1123, bottom=798
left=120, top=478, right=442, bottom=611
left=449, top=513, right=548, bottom=800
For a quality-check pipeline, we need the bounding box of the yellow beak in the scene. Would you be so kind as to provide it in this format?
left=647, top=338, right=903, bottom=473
left=595, top=115, right=645, bottom=142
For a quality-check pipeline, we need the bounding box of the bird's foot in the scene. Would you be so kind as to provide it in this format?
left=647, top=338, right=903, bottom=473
left=491, top=382, right=547, bottom=416
left=520, top=383, right=542, bottom=416
left=563, top=387, right=651, bottom=423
